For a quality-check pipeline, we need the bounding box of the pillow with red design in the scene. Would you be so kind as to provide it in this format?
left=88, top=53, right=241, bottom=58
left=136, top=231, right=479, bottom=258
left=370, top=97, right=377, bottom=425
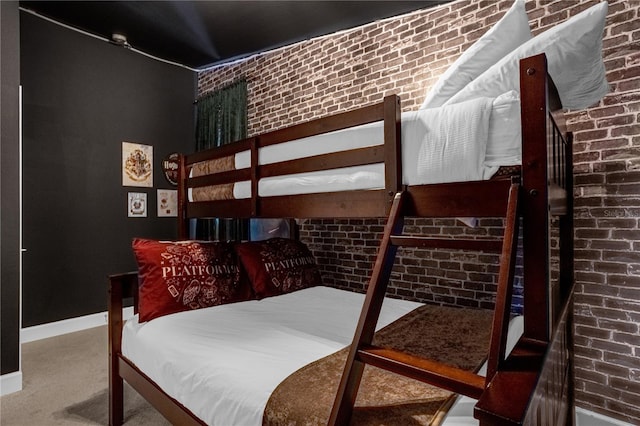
left=235, top=238, right=323, bottom=299
left=132, top=238, right=253, bottom=322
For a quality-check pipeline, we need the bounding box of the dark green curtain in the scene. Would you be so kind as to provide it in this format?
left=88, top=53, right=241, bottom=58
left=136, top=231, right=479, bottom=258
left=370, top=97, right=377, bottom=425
left=196, top=79, right=248, bottom=150
left=194, top=79, right=248, bottom=241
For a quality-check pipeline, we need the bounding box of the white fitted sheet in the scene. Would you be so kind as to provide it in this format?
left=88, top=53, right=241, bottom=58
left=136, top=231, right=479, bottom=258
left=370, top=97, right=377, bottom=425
left=122, top=286, right=422, bottom=425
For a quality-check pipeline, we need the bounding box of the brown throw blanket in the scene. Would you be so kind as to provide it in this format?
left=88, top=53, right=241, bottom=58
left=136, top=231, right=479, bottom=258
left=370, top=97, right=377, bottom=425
left=263, top=304, right=494, bottom=426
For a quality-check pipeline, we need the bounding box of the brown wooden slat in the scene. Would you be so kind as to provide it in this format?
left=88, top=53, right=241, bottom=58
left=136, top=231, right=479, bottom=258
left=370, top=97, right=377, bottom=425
left=357, top=345, right=486, bottom=400
left=108, top=272, right=140, bottom=426
left=384, top=95, right=402, bottom=194
left=390, top=236, right=503, bottom=252
left=187, top=168, right=251, bottom=188
left=259, top=102, right=386, bottom=147
left=178, top=154, right=187, bottom=239
left=184, top=138, right=253, bottom=165
left=406, top=180, right=512, bottom=217
left=259, top=190, right=390, bottom=218
left=251, top=141, right=259, bottom=216
left=259, top=145, right=385, bottom=178
left=108, top=275, right=125, bottom=426
left=186, top=199, right=252, bottom=219
left=520, top=53, right=551, bottom=343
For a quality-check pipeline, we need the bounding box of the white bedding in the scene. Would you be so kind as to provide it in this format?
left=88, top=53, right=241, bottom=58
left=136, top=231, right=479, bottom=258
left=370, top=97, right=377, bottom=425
left=122, top=286, right=422, bottom=425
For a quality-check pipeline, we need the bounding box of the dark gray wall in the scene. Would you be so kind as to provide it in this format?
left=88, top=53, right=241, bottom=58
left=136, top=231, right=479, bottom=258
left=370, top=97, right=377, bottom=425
left=19, top=12, right=196, bottom=327
left=1, top=1, right=21, bottom=375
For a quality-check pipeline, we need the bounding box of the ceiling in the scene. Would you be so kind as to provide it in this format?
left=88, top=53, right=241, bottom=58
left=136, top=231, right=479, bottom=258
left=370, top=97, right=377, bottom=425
left=19, top=1, right=451, bottom=70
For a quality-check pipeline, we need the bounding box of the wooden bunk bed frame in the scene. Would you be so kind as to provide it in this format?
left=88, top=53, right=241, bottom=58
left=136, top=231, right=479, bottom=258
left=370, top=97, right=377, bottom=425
left=108, top=53, right=575, bottom=426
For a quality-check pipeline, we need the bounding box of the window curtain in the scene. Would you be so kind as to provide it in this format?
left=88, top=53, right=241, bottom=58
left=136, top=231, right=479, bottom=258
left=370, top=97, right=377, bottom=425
left=193, top=79, right=248, bottom=241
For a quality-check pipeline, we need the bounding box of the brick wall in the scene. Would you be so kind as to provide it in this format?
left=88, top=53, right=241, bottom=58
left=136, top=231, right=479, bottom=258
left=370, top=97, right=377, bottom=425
left=198, top=0, right=640, bottom=423
left=300, top=217, right=521, bottom=311
left=564, top=0, right=640, bottom=422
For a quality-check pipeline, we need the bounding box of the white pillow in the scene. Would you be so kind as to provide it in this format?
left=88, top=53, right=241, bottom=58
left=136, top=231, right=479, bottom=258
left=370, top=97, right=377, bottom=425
left=414, top=96, right=494, bottom=185
left=486, top=91, right=521, bottom=167
left=445, top=1, right=609, bottom=110
left=420, top=0, right=531, bottom=109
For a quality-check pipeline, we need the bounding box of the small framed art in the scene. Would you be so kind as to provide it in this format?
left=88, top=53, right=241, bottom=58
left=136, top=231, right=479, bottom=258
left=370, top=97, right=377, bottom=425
left=157, top=189, right=178, bottom=217
left=128, top=192, right=147, bottom=217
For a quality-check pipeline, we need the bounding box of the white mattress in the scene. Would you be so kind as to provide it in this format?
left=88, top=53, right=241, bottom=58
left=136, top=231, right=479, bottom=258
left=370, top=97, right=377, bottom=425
left=189, top=93, right=521, bottom=201
left=122, top=286, right=422, bottom=425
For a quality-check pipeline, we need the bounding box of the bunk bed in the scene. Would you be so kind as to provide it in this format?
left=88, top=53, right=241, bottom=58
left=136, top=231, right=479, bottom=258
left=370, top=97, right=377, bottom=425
left=108, top=2, right=609, bottom=423
left=109, top=53, right=568, bottom=426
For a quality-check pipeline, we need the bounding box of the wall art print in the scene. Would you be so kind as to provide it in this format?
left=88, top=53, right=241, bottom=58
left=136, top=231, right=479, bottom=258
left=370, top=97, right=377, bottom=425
left=122, top=141, right=153, bottom=187
left=157, top=189, right=177, bottom=217
left=128, top=192, right=147, bottom=217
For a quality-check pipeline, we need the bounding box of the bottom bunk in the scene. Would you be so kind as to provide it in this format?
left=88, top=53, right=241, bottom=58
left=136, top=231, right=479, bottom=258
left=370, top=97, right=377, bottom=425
left=109, top=274, right=527, bottom=425
left=108, top=269, right=572, bottom=426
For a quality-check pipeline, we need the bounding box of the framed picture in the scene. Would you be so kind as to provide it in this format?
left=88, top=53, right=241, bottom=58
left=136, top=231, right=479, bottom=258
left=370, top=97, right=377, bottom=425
left=122, top=141, right=153, bottom=187
left=157, top=189, right=178, bottom=217
left=128, top=192, right=147, bottom=217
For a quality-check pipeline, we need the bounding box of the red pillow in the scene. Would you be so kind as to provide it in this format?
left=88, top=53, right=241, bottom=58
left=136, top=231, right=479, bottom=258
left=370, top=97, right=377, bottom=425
left=132, top=238, right=253, bottom=322
left=235, top=238, right=323, bottom=299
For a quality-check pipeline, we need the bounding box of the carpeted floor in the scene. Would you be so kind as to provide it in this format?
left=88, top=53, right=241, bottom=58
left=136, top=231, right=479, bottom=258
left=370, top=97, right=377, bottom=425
left=0, top=326, right=169, bottom=426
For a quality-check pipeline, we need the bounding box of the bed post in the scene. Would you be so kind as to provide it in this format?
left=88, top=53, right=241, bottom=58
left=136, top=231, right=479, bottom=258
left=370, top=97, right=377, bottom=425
left=108, top=272, right=139, bottom=426
left=108, top=274, right=124, bottom=426
left=519, top=53, right=552, bottom=343
left=250, top=137, right=259, bottom=216
left=178, top=154, right=188, bottom=239
left=383, top=94, right=402, bottom=209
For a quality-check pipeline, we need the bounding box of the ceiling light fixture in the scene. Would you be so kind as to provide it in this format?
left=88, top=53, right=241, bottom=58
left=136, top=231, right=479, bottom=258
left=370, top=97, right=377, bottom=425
left=111, top=33, right=130, bottom=48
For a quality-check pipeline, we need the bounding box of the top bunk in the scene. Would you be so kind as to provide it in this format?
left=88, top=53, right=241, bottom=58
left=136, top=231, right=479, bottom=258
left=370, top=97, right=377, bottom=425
left=180, top=93, right=402, bottom=220
left=179, top=53, right=569, bottom=227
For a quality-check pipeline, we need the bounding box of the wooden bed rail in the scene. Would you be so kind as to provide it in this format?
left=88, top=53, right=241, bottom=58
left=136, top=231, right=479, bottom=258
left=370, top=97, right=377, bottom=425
left=178, top=94, right=401, bottom=238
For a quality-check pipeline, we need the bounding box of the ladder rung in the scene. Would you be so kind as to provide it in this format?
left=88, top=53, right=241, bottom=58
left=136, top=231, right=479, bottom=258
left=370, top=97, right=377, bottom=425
left=390, top=236, right=503, bottom=252
left=357, top=345, right=486, bottom=400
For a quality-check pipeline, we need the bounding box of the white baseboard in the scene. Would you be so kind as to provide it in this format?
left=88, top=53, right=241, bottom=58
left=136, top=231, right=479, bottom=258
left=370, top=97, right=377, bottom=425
left=576, top=407, right=635, bottom=426
left=21, top=307, right=135, bottom=344
left=2, top=308, right=134, bottom=397
left=0, top=371, right=23, bottom=396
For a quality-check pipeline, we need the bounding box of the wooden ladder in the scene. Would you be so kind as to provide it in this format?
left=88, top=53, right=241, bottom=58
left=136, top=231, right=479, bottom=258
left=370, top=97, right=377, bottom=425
left=329, top=182, right=522, bottom=425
